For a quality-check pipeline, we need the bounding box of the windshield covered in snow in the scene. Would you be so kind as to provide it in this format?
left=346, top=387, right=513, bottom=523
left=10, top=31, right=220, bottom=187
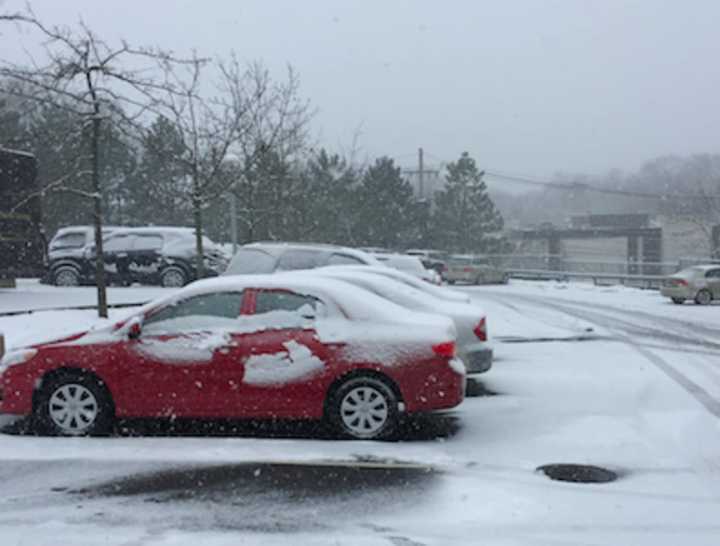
left=225, top=248, right=277, bottom=274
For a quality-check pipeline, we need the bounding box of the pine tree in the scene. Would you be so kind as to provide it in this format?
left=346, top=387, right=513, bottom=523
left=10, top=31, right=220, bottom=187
left=354, top=156, right=416, bottom=248
left=432, top=152, right=506, bottom=253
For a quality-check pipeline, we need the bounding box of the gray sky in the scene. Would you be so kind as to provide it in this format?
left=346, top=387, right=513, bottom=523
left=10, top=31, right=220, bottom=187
left=3, top=0, right=720, bottom=178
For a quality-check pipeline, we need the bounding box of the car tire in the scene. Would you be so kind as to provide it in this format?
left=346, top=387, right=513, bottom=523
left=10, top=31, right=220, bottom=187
left=694, top=289, right=713, bottom=305
left=671, top=297, right=685, bottom=305
left=52, top=266, right=81, bottom=287
left=33, top=372, right=114, bottom=437
left=160, top=266, right=187, bottom=288
left=447, top=280, right=456, bottom=285
left=327, top=376, right=399, bottom=440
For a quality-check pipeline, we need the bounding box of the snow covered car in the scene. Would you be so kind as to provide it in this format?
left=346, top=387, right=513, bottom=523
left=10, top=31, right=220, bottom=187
left=48, top=226, right=228, bottom=288
left=0, top=275, right=464, bottom=440
left=660, top=265, right=720, bottom=305
left=44, top=225, right=121, bottom=286
left=224, top=242, right=384, bottom=275
left=373, top=253, right=442, bottom=285
left=305, top=268, right=493, bottom=373
left=445, top=255, right=508, bottom=285
left=327, top=264, right=471, bottom=304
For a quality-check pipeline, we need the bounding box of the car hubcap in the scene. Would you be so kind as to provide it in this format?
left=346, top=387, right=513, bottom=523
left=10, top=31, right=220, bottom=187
left=699, top=291, right=711, bottom=304
left=340, top=386, right=389, bottom=437
left=163, top=270, right=184, bottom=287
left=48, top=384, right=98, bottom=434
left=56, top=270, right=78, bottom=286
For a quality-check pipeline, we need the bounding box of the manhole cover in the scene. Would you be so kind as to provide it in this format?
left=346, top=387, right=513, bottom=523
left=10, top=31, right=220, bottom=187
left=536, top=464, right=618, bottom=483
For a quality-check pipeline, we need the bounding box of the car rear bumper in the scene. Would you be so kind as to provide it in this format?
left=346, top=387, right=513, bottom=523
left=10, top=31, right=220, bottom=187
left=403, top=358, right=465, bottom=413
left=660, top=286, right=692, bottom=299
left=461, top=344, right=493, bottom=374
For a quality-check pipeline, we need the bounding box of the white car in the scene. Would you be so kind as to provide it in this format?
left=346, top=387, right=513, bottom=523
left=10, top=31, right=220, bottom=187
left=304, top=268, right=493, bottom=373
left=372, top=253, right=442, bottom=285
left=325, top=264, right=471, bottom=304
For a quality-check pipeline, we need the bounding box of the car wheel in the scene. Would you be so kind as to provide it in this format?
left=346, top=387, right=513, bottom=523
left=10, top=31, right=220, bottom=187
left=160, top=266, right=187, bottom=288
left=328, top=376, right=399, bottom=440
left=34, top=372, right=114, bottom=436
left=53, top=266, right=81, bottom=287
left=671, top=297, right=685, bottom=305
left=694, top=289, right=713, bottom=305
left=447, top=280, right=456, bottom=285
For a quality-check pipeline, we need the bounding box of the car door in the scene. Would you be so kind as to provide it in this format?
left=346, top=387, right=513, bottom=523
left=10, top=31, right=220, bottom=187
left=705, top=268, right=720, bottom=297
left=129, top=233, right=164, bottom=283
left=118, top=291, right=246, bottom=418
left=102, top=233, right=134, bottom=283
left=223, top=288, right=335, bottom=419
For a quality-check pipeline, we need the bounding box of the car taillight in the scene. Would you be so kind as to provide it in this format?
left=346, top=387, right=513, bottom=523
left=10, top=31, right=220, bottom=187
left=474, top=317, right=487, bottom=341
left=463, top=266, right=472, bottom=272
left=672, top=279, right=688, bottom=286
left=432, top=341, right=456, bottom=358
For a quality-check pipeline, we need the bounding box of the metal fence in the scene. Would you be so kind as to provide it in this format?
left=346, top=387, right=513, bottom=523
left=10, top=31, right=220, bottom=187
left=474, top=254, right=720, bottom=289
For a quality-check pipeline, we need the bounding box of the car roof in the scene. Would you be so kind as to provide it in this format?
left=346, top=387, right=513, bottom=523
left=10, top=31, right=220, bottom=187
left=142, top=273, right=441, bottom=327
left=107, top=226, right=196, bottom=237
left=241, top=242, right=379, bottom=262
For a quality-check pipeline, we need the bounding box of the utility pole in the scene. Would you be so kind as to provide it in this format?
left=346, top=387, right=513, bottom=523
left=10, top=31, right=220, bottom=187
left=402, top=147, right=439, bottom=199
left=418, top=147, right=424, bottom=199
left=229, top=192, right=238, bottom=254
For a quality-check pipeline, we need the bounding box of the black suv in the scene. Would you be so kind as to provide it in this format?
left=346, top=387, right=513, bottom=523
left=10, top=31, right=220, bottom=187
left=45, top=226, right=228, bottom=287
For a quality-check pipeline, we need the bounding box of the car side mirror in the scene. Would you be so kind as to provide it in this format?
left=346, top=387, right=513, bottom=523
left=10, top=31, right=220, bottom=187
left=125, top=317, right=143, bottom=340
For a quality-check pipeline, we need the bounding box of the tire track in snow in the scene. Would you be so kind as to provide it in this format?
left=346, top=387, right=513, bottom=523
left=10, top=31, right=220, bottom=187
left=480, top=291, right=720, bottom=420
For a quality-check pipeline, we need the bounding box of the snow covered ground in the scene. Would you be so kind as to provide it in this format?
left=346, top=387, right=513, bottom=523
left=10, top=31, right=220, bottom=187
left=1, top=279, right=720, bottom=545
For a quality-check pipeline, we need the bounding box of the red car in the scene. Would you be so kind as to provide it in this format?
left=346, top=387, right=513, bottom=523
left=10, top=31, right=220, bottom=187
left=0, top=275, right=465, bottom=439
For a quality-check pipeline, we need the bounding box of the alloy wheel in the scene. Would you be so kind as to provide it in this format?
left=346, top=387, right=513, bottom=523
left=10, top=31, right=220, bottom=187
left=162, top=269, right=186, bottom=288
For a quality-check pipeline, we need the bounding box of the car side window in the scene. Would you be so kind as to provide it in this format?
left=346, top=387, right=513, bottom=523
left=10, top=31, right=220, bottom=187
left=143, top=292, right=244, bottom=334
left=104, top=234, right=133, bottom=252
left=276, top=249, right=323, bottom=271
left=51, top=232, right=86, bottom=249
left=133, top=235, right=163, bottom=251
left=327, top=253, right=364, bottom=266
left=254, top=290, right=319, bottom=315
left=706, top=269, right=720, bottom=279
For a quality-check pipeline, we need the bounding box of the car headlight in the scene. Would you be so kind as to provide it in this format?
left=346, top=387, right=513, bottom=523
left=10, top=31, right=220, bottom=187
left=0, top=349, right=38, bottom=371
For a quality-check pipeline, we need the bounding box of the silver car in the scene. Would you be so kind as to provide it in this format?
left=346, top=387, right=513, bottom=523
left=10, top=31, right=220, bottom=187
left=661, top=265, right=720, bottom=305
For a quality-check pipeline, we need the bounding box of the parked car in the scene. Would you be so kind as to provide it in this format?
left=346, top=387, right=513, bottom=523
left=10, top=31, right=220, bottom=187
left=308, top=267, right=493, bottom=373
left=44, top=225, right=121, bottom=286
left=373, top=253, right=442, bottom=284
left=405, top=249, right=448, bottom=277
left=0, top=275, right=464, bottom=439
left=331, top=264, right=472, bottom=304
left=224, top=242, right=384, bottom=275
left=445, top=254, right=508, bottom=285
left=46, top=226, right=227, bottom=288
left=660, top=265, right=720, bottom=305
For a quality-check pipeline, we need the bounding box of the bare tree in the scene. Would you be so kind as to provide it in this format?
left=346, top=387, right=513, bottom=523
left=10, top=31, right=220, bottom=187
left=148, top=54, right=312, bottom=271
left=0, top=9, right=188, bottom=316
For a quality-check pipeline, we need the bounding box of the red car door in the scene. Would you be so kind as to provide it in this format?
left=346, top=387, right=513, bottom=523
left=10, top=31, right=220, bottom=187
left=210, top=288, right=334, bottom=419
left=114, top=291, right=246, bottom=419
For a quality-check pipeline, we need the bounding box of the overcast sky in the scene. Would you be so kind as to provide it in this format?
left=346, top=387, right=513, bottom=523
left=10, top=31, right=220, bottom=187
left=3, top=0, right=720, bottom=180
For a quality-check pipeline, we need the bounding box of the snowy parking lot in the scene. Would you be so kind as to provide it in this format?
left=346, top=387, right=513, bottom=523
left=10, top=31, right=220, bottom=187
left=1, top=280, right=720, bottom=545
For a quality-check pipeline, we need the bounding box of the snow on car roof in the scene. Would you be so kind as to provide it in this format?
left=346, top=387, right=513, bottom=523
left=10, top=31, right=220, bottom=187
left=140, top=273, right=445, bottom=326
left=107, top=226, right=196, bottom=237
left=239, top=242, right=383, bottom=265
left=320, top=264, right=471, bottom=303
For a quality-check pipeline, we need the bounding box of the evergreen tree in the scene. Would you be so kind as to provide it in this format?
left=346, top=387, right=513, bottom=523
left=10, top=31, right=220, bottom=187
left=127, top=116, right=190, bottom=227
left=354, top=156, right=416, bottom=248
left=432, top=152, right=506, bottom=253
left=301, top=149, right=358, bottom=245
